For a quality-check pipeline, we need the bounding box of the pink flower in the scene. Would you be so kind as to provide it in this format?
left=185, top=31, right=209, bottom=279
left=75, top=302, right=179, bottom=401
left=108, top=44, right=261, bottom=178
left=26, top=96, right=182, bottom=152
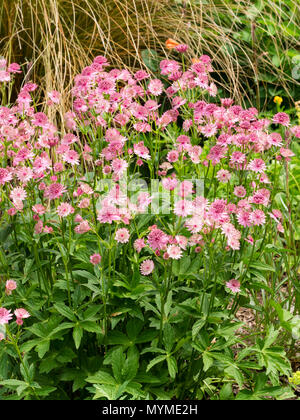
left=273, top=112, right=290, bottom=126
left=226, top=279, right=240, bottom=293
left=0, top=168, right=13, bottom=185
left=57, top=202, right=74, bottom=217
left=140, top=259, right=154, bottom=276
left=32, top=204, right=46, bottom=215
left=10, top=187, right=27, bottom=202
left=167, top=150, right=179, bottom=163
left=14, top=308, right=30, bottom=319
left=250, top=209, right=266, bottom=226
left=14, top=308, right=30, bottom=326
left=74, top=220, right=91, bottom=234
left=5, top=280, right=17, bottom=295
left=167, top=245, right=183, bottom=260
left=47, top=90, right=60, bottom=104
left=148, top=79, right=163, bottom=96
left=97, top=205, right=120, bottom=224
left=147, top=228, right=169, bottom=251
left=174, top=200, right=193, bottom=217
left=44, top=183, right=67, bottom=200
left=90, top=254, right=101, bottom=265
left=280, top=148, right=295, bottom=158
left=112, top=158, right=128, bottom=175
left=0, top=308, right=13, bottom=324
left=134, top=142, right=151, bottom=160
left=216, top=169, right=231, bottom=183
left=234, top=186, right=246, bottom=198
left=115, top=228, right=130, bottom=243
left=63, top=149, right=80, bottom=166
left=134, top=238, right=146, bottom=253
left=248, top=158, right=266, bottom=173
left=162, top=177, right=178, bottom=191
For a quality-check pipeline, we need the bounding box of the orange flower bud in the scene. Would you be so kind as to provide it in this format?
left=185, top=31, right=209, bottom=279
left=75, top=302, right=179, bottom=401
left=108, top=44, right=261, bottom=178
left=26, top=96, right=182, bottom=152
left=165, top=38, right=180, bottom=50
left=192, top=58, right=201, bottom=64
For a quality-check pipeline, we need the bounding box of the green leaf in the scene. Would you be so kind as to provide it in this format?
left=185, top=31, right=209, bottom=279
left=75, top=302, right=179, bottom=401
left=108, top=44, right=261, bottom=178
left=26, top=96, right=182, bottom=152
left=54, top=303, right=77, bottom=321
left=167, top=356, right=177, bottom=379
left=80, top=320, right=101, bottom=333
left=146, top=355, right=167, bottom=372
left=73, top=325, right=83, bottom=349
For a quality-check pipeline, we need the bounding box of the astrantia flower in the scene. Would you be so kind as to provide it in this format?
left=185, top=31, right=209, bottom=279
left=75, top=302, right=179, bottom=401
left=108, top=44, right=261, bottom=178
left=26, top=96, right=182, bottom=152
left=167, top=244, right=183, bottom=260
left=74, top=220, right=91, bottom=234
left=273, top=112, right=290, bottom=126
left=234, top=186, right=246, bottom=198
left=97, top=205, right=120, bottom=224
left=14, top=308, right=30, bottom=319
left=140, top=259, right=154, bottom=276
left=32, top=204, right=46, bottom=215
left=115, top=228, right=130, bottom=243
left=5, top=280, right=17, bottom=295
left=247, top=158, right=266, bottom=173
left=63, top=149, right=80, bottom=166
left=134, top=238, right=146, bottom=253
left=216, top=169, right=231, bottom=183
left=167, top=150, right=179, bottom=163
left=14, top=308, right=30, bottom=326
left=112, top=158, right=128, bottom=175
left=249, top=209, right=266, bottom=226
left=226, top=279, right=240, bottom=293
left=0, top=308, right=13, bottom=325
left=148, top=79, right=163, bottom=96
left=47, top=90, right=60, bottom=104
left=90, top=254, right=101, bottom=265
left=10, top=187, right=27, bottom=202
left=57, top=202, right=74, bottom=217
left=0, top=168, right=12, bottom=185
left=174, top=200, right=193, bottom=217
left=44, top=183, right=67, bottom=200
left=147, top=228, right=169, bottom=251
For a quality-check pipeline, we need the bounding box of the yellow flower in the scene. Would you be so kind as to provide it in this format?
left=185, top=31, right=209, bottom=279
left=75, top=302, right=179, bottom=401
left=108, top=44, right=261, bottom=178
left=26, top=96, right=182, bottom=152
left=274, top=96, right=283, bottom=105
left=289, top=371, right=300, bottom=386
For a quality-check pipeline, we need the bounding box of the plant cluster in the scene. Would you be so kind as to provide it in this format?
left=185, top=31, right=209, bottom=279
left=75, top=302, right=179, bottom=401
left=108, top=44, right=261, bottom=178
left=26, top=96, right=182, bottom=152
left=0, top=48, right=299, bottom=400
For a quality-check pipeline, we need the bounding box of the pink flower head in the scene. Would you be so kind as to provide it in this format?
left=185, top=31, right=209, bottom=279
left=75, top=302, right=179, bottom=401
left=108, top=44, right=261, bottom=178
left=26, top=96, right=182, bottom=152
left=14, top=308, right=30, bottom=326
left=167, top=150, right=179, bottom=163
left=5, top=280, right=17, bottom=295
left=90, top=254, right=101, bottom=265
left=44, top=183, right=67, bottom=200
left=47, top=90, right=60, bottom=104
left=147, top=228, right=169, bottom=251
left=115, top=228, right=130, bottom=243
left=32, top=204, right=46, bottom=215
left=0, top=308, right=13, bottom=324
left=280, top=148, right=295, bottom=158
left=175, top=44, right=189, bottom=53
left=247, top=158, right=266, bottom=173
left=57, top=202, right=74, bottom=217
left=250, top=209, right=266, bottom=226
left=273, top=112, right=290, bottom=126
left=134, top=238, right=146, bottom=253
left=234, top=186, right=247, bottom=198
left=216, top=169, right=231, bottom=183
left=14, top=308, right=30, bottom=319
left=148, top=79, right=163, bottom=96
left=140, top=259, right=154, bottom=276
left=226, top=279, right=240, bottom=293
left=74, top=220, right=91, bottom=234
left=167, top=244, right=183, bottom=260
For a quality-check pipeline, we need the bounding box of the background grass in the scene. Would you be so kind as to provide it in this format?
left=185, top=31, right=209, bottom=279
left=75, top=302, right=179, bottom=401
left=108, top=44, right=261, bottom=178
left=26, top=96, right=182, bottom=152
left=0, top=0, right=299, bottom=114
